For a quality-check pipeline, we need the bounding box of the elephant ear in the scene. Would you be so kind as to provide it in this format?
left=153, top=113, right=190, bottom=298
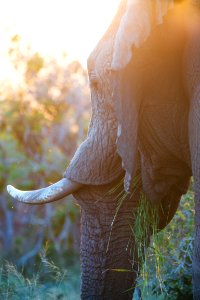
left=111, top=64, right=140, bottom=193
left=111, top=0, right=174, bottom=192
left=111, top=0, right=174, bottom=70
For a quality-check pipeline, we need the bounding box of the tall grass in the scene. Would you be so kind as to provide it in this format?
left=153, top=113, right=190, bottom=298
left=109, top=176, right=194, bottom=299
left=106, top=174, right=141, bottom=252
left=133, top=194, right=164, bottom=298
left=148, top=187, right=194, bottom=299
left=0, top=249, right=80, bottom=300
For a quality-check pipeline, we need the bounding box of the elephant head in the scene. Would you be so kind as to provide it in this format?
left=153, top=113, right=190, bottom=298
left=6, top=0, right=200, bottom=299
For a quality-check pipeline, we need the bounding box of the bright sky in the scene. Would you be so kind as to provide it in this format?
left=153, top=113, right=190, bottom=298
left=0, top=0, right=121, bottom=82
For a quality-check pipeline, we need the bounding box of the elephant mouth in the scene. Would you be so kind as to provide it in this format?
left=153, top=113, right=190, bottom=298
left=7, top=178, right=83, bottom=204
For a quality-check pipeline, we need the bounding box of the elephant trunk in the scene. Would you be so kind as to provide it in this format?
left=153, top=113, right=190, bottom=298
left=75, top=181, right=139, bottom=299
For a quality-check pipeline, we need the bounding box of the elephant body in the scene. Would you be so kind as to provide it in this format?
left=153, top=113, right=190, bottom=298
left=63, top=1, right=199, bottom=299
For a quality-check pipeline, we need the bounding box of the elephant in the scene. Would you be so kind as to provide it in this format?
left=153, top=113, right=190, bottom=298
left=6, top=0, right=200, bottom=299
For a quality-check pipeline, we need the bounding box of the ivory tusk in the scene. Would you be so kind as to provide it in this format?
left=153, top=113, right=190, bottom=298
left=7, top=178, right=82, bottom=204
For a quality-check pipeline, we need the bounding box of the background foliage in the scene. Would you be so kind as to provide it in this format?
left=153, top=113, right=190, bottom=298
left=0, top=35, right=90, bottom=268
left=0, top=36, right=194, bottom=299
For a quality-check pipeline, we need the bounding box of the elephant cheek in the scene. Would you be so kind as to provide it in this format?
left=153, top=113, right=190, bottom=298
left=64, top=88, right=123, bottom=187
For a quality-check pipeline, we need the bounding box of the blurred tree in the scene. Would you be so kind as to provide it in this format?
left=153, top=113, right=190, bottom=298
left=0, top=35, right=90, bottom=267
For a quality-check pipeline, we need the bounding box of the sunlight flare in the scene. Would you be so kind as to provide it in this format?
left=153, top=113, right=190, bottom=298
left=0, top=0, right=121, bottom=83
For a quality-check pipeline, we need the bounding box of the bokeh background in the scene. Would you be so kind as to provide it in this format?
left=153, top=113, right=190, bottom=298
left=0, top=1, right=194, bottom=299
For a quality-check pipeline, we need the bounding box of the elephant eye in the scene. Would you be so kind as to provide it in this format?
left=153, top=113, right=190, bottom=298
left=89, top=71, right=99, bottom=88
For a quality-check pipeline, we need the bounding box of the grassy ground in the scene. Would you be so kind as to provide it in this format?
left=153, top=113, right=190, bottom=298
left=0, top=258, right=80, bottom=300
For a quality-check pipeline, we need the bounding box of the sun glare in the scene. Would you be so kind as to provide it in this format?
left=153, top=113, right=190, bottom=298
left=0, top=0, right=121, bottom=83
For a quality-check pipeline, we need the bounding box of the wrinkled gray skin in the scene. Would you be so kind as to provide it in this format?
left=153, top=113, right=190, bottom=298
left=64, top=2, right=200, bottom=299
left=60, top=1, right=200, bottom=299
left=8, top=1, right=200, bottom=299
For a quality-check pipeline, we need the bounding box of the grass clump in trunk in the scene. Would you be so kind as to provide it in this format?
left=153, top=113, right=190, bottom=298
left=108, top=175, right=194, bottom=299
